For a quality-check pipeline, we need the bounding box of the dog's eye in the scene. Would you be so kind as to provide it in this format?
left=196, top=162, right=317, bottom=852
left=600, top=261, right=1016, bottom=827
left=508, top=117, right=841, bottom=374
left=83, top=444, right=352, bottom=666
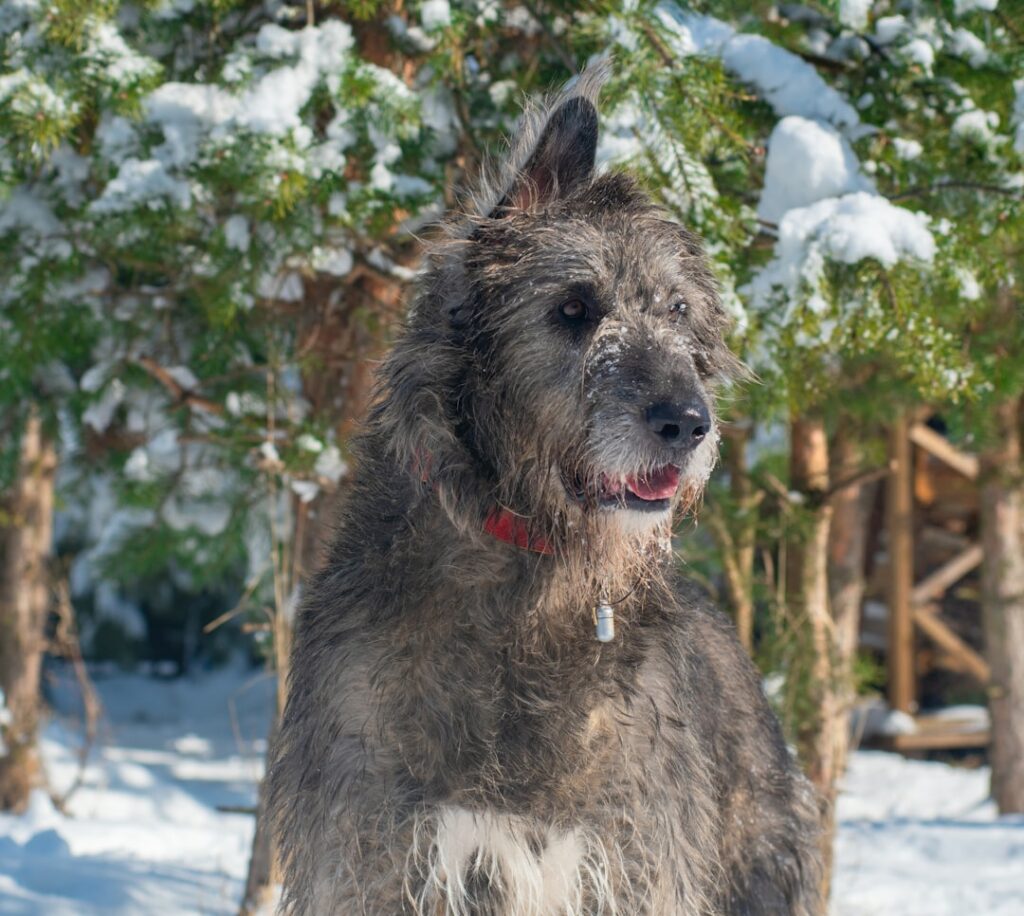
left=559, top=299, right=590, bottom=322
left=670, top=301, right=688, bottom=314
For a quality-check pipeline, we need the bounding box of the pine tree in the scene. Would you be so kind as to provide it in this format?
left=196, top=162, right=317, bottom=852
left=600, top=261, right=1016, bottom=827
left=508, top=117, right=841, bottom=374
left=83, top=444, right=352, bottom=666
left=2, top=0, right=1022, bottom=907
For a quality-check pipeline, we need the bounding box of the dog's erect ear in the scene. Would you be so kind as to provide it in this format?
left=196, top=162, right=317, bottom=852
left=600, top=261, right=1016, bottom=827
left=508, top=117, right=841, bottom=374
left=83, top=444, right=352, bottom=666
left=495, top=96, right=599, bottom=214
left=474, top=61, right=609, bottom=218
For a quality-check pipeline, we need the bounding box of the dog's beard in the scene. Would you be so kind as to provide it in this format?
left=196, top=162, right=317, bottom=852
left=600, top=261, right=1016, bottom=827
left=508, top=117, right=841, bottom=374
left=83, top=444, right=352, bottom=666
left=569, top=426, right=718, bottom=535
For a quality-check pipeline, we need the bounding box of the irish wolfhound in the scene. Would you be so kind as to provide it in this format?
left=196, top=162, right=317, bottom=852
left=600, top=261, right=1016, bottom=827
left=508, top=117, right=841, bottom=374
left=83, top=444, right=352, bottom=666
left=269, top=65, right=822, bottom=915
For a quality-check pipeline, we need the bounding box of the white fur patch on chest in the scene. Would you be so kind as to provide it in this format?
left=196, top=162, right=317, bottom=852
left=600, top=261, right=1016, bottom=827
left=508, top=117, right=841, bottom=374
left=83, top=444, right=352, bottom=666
left=406, top=805, right=616, bottom=915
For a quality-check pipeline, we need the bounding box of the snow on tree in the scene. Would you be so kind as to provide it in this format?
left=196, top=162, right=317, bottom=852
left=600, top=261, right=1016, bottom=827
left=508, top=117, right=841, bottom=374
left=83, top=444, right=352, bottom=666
left=2, top=1, right=1022, bottom=903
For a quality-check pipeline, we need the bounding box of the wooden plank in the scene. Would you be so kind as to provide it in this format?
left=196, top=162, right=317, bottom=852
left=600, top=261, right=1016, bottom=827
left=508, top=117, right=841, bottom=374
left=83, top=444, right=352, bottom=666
left=884, top=728, right=990, bottom=751
left=866, top=712, right=991, bottom=752
left=911, top=543, right=984, bottom=607
left=887, top=417, right=916, bottom=714
left=913, top=603, right=991, bottom=683
left=909, top=423, right=979, bottom=480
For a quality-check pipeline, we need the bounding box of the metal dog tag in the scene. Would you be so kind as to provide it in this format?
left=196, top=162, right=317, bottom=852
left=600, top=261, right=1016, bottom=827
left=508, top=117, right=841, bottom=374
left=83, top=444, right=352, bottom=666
left=595, top=603, right=615, bottom=642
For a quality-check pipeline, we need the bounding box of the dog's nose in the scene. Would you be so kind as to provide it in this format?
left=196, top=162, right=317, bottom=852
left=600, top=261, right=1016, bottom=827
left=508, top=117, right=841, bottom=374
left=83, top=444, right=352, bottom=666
left=645, top=401, right=711, bottom=449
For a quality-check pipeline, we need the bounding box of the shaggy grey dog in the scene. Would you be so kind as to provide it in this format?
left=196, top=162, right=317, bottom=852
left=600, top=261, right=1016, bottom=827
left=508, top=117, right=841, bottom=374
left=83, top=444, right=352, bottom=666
left=269, top=66, right=822, bottom=915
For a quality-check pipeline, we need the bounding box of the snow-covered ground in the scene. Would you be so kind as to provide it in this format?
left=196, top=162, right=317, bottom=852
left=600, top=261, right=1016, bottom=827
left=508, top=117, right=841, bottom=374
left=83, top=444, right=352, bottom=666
left=0, top=665, right=274, bottom=915
left=1, top=668, right=1023, bottom=914
left=834, top=752, right=1024, bottom=915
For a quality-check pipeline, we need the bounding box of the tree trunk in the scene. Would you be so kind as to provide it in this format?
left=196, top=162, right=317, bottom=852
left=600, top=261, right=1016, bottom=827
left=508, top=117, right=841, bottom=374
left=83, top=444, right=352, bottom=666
left=0, top=409, right=57, bottom=811
left=980, top=394, right=1024, bottom=813
left=708, top=424, right=760, bottom=653
left=886, top=416, right=916, bottom=714
left=727, top=423, right=757, bottom=652
left=821, top=419, right=876, bottom=865
left=786, top=413, right=833, bottom=911
left=829, top=422, right=874, bottom=697
left=239, top=245, right=408, bottom=914
left=240, top=719, right=282, bottom=915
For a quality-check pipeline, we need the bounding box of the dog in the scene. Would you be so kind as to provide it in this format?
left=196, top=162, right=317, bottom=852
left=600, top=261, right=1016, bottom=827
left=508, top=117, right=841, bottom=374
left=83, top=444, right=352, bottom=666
left=268, top=64, right=822, bottom=915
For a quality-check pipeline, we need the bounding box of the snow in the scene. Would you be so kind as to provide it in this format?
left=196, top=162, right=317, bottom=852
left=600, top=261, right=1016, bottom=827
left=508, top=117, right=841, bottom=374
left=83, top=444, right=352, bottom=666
left=758, top=117, right=872, bottom=223
left=143, top=83, right=237, bottom=168
left=650, top=0, right=943, bottom=340
left=956, top=266, right=983, bottom=301
left=952, top=108, right=1001, bottom=146
left=879, top=708, right=917, bottom=735
left=153, top=0, right=194, bottom=19
left=83, top=379, right=126, bottom=433
left=834, top=752, right=1024, bottom=915
left=954, top=0, right=998, bottom=15
left=724, top=32, right=860, bottom=131
left=257, top=271, right=304, bottom=302
left=165, top=366, right=198, bottom=391
left=421, top=0, right=452, bottom=30
left=839, top=0, right=873, bottom=31
left=311, top=243, right=356, bottom=276
left=314, top=444, right=348, bottom=484
left=950, top=27, right=990, bottom=67
left=0, top=188, right=61, bottom=238
left=90, top=158, right=192, bottom=214
left=223, top=215, right=250, bottom=253
left=656, top=5, right=862, bottom=133
left=85, top=20, right=157, bottom=84
left=724, top=36, right=861, bottom=132
left=1012, top=80, right=1024, bottom=154
left=240, top=23, right=355, bottom=135
left=489, top=79, right=515, bottom=106
left=933, top=704, right=990, bottom=728
left=874, top=15, right=908, bottom=45
left=0, top=68, right=76, bottom=123
left=0, top=0, right=39, bottom=35
left=290, top=479, right=320, bottom=503
left=162, top=467, right=233, bottom=537
left=93, top=20, right=359, bottom=207
left=295, top=433, right=323, bottom=453
left=1, top=672, right=1022, bottom=914
left=901, top=37, right=935, bottom=73
left=0, top=664, right=273, bottom=915
left=95, top=115, right=139, bottom=163
left=749, top=192, right=935, bottom=314
left=892, top=137, right=923, bottom=160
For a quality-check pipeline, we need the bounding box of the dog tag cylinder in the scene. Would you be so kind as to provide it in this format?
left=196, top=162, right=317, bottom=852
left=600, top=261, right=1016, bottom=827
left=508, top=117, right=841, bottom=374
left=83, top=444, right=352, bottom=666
left=596, top=603, right=615, bottom=642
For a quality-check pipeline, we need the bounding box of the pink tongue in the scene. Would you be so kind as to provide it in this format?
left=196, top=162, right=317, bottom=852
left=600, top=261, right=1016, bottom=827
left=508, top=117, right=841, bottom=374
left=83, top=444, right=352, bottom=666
left=625, top=465, right=681, bottom=501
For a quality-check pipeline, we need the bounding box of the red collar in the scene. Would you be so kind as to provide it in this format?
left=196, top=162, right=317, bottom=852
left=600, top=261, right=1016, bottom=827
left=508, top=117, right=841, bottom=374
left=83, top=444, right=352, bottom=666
left=483, top=507, right=553, bottom=556
left=414, top=449, right=553, bottom=556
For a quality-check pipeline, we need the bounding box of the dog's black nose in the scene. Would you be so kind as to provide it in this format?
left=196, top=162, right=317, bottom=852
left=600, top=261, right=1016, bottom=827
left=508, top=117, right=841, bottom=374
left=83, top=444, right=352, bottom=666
left=645, top=401, right=711, bottom=449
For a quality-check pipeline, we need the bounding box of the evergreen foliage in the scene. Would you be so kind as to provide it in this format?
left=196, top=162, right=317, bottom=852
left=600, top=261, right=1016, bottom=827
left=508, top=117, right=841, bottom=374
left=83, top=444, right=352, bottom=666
left=1, top=1, right=1021, bottom=694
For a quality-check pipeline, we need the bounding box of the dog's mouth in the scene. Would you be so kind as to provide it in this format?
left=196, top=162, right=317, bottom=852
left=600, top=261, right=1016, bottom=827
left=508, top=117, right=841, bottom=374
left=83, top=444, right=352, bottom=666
left=569, top=464, right=682, bottom=513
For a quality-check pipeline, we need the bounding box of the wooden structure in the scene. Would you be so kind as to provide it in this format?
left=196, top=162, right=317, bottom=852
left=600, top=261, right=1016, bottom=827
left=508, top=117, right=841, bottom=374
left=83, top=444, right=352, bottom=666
left=876, top=416, right=990, bottom=752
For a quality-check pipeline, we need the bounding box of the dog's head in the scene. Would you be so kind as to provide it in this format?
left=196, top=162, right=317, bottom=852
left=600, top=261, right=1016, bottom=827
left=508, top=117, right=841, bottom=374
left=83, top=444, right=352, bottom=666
left=376, top=65, right=739, bottom=548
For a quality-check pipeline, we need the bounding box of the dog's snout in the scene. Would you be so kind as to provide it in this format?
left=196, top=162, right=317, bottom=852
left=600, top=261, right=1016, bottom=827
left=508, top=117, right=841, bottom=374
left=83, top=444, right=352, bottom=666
left=644, top=401, right=710, bottom=449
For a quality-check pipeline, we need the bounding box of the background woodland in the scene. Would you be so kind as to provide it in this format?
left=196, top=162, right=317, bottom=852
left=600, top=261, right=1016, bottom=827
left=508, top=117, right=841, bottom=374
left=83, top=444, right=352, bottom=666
left=1, top=0, right=1022, bottom=910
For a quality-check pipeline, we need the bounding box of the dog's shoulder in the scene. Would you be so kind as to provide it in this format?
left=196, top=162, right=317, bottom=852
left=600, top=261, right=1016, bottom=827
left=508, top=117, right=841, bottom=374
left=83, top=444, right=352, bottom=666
left=647, top=567, right=788, bottom=743
left=656, top=568, right=751, bottom=657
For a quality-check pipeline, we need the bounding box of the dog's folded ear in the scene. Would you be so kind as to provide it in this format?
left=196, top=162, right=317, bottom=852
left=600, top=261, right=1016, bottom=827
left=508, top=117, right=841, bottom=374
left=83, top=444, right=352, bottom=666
left=485, top=61, right=609, bottom=217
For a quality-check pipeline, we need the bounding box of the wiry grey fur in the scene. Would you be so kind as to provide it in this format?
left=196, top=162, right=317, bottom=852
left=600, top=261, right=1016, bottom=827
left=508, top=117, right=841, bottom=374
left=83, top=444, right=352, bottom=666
left=268, top=64, right=823, bottom=915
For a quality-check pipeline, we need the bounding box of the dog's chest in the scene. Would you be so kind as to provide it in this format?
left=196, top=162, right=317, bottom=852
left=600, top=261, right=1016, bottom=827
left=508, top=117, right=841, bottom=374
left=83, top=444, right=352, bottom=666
left=408, top=804, right=617, bottom=916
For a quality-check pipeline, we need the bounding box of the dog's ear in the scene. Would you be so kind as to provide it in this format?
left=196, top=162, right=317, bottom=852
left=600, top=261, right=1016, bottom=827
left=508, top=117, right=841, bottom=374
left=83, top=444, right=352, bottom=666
left=477, top=61, right=609, bottom=218
left=495, top=95, right=599, bottom=214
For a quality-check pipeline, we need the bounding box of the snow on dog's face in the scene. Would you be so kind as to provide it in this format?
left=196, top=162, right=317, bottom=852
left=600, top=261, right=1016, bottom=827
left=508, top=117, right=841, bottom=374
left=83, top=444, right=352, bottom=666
left=457, top=75, right=736, bottom=532
left=463, top=189, right=731, bottom=533
left=378, top=65, right=739, bottom=545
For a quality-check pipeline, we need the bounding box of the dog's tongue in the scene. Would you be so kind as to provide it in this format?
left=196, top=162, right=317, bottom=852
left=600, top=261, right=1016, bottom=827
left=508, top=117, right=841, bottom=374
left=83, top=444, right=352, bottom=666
left=625, top=465, right=681, bottom=501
